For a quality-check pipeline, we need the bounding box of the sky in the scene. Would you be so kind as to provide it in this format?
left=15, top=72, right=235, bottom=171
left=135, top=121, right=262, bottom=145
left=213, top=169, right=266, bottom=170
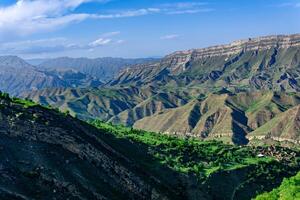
left=0, top=0, right=299, bottom=59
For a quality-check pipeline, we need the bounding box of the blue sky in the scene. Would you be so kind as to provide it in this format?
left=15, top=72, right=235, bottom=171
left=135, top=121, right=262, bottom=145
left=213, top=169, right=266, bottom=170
left=0, top=0, right=299, bottom=59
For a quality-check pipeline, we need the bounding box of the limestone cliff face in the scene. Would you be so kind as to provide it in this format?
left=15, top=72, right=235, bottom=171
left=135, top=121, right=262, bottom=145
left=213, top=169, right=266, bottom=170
left=111, top=34, right=300, bottom=92
left=162, top=34, right=300, bottom=73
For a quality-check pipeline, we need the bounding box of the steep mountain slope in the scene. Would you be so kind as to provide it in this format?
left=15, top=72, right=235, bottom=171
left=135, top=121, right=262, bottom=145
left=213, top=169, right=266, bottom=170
left=110, top=34, right=300, bottom=92
left=38, top=57, right=159, bottom=81
left=1, top=94, right=299, bottom=199
left=23, top=87, right=300, bottom=145
left=249, top=105, right=300, bottom=145
left=0, top=94, right=175, bottom=200
left=23, top=86, right=192, bottom=121
left=43, top=69, right=103, bottom=88
left=134, top=91, right=300, bottom=145
left=0, top=56, right=102, bottom=96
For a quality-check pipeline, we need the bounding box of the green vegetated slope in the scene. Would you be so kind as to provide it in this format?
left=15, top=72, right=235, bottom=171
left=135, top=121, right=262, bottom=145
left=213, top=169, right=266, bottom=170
left=23, top=86, right=192, bottom=123
left=90, top=120, right=300, bottom=200
left=254, top=171, right=300, bottom=200
left=0, top=92, right=299, bottom=200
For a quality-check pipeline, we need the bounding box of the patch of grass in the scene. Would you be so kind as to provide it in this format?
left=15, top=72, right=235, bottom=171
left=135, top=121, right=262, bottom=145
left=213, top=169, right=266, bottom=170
left=12, top=98, right=38, bottom=108
left=254, top=171, right=300, bottom=200
left=90, top=120, right=279, bottom=180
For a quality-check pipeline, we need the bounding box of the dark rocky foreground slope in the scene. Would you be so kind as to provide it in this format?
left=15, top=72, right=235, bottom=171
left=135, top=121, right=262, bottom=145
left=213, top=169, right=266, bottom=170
left=0, top=94, right=299, bottom=200
left=0, top=96, right=174, bottom=200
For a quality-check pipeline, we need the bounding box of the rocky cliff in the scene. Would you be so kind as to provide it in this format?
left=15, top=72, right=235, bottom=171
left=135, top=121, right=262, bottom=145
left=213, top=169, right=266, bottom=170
left=110, top=34, right=300, bottom=92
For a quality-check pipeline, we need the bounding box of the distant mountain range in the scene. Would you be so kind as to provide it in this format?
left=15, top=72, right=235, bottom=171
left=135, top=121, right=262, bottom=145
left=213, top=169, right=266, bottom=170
left=0, top=56, right=157, bottom=96
left=36, top=57, right=159, bottom=81
left=22, top=33, right=300, bottom=146
left=0, top=56, right=102, bottom=96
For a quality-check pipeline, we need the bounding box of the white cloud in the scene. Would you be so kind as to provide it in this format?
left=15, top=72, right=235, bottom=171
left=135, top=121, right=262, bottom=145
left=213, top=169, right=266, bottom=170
left=0, top=0, right=108, bottom=35
left=162, top=2, right=208, bottom=9
left=0, top=33, right=124, bottom=55
left=89, top=38, right=112, bottom=47
left=160, top=2, right=213, bottom=14
left=0, top=1, right=163, bottom=36
left=160, top=34, right=180, bottom=40
left=0, top=37, right=79, bottom=54
left=88, top=31, right=122, bottom=47
left=274, top=2, right=300, bottom=8
left=115, top=40, right=125, bottom=44
left=88, top=8, right=160, bottom=19
left=167, top=8, right=214, bottom=15
left=0, top=1, right=214, bottom=37
left=100, top=31, right=121, bottom=37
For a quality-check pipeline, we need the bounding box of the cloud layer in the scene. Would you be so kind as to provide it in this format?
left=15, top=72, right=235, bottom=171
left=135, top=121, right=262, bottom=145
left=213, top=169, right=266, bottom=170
left=0, top=0, right=213, bottom=36
left=0, top=0, right=107, bottom=35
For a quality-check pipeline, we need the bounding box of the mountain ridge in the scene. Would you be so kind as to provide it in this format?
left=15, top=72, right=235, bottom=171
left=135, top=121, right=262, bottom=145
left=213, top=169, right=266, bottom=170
left=21, top=33, right=300, bottom=146
left=0, top=56, right=104, bottom=95
left=167, top=33, right=300, bottom=58
left=109, top=33, right=300, bottom=93
left=38, top=57, right=159, bottom=81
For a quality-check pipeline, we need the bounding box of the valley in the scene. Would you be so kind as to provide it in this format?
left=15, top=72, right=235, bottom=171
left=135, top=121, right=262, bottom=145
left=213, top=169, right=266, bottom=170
left=0, top=33, right=300, bottom=200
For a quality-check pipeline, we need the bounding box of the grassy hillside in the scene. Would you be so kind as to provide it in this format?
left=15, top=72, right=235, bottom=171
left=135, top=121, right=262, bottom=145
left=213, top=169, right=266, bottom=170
left=90, top=120, right=300, bottom=199
left=254, top=171, right=300, bottom=200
